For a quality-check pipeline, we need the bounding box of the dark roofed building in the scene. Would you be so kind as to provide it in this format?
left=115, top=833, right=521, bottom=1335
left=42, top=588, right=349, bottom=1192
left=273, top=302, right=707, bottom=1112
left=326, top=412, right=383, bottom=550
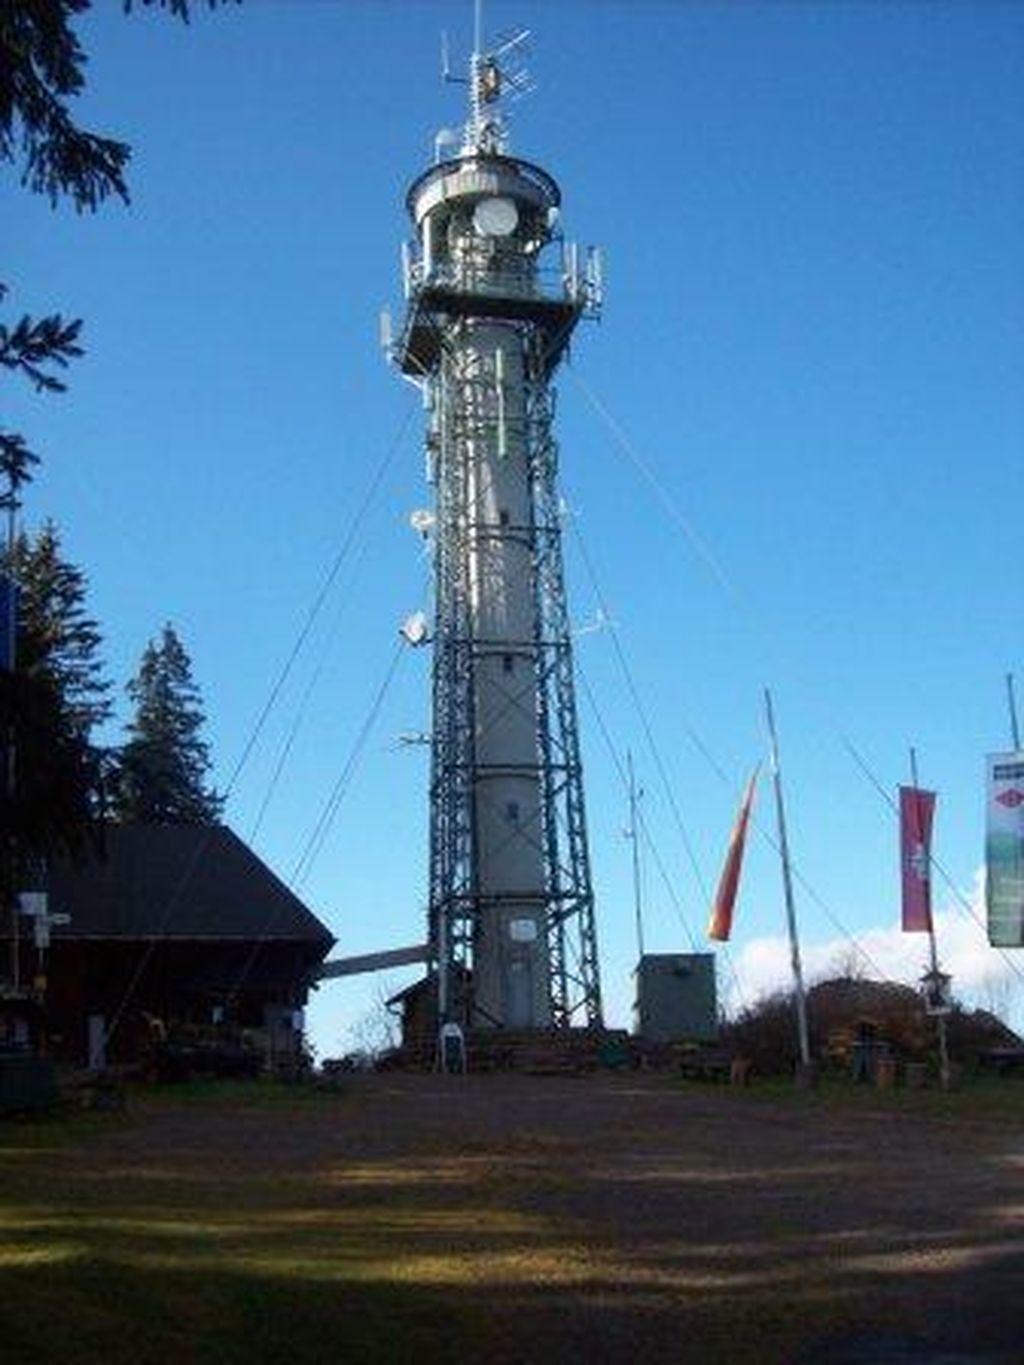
left=13, top=824, right=335, bottom=1070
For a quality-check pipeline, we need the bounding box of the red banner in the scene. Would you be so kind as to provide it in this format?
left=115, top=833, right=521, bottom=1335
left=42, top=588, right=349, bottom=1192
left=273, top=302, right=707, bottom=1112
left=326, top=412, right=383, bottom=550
left=900, top=785, right=936, bottom=933
left=708, top=768, right=759, bottom=942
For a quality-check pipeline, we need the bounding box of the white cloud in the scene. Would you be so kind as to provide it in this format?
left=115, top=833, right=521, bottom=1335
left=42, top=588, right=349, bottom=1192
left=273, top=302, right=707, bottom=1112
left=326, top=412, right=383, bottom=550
left=722, top=869, right=1024, bottom=1032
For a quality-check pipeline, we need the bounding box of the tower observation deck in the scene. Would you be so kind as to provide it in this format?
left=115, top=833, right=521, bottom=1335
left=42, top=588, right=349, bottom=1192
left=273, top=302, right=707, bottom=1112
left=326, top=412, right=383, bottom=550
left=394, top=26, right=604, bottom=1035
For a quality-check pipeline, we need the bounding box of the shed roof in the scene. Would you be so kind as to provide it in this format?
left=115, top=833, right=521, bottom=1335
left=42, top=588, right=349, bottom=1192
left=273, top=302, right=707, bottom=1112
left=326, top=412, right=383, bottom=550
left=47, top=824, right=335, bottom=948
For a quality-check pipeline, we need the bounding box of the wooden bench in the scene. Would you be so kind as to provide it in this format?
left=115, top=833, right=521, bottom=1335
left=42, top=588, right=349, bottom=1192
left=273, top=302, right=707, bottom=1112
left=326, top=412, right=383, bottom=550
left=678, top=1052, right=734, bottom=1083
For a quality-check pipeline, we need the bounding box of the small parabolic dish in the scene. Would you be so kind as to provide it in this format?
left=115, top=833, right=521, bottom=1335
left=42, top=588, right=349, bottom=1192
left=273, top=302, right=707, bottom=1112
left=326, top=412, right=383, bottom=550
left=400, top=611, right=430, bottom=647
left=409, top=508, right=436, bottom=535
left=473, top=196, right=519, bottom=237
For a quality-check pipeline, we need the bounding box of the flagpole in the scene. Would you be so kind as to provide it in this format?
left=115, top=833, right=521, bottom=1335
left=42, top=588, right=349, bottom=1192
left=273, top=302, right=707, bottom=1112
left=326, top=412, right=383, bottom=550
left=626, top=750, right=645, bottom=961
left=763, top=688, right=811, bottom=1073
left=910, top=747, right=951, bottom=1090
left=1008, top=673, right=1021, bottom=751
left=4, top=478, right=19, bottom=994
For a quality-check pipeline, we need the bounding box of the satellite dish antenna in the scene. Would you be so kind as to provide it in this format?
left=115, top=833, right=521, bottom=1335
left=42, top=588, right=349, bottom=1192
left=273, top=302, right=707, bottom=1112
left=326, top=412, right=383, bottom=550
left=473, top=196, right=519, bottom=237
left=400, top=611, right=430, bottom=647
left=409, top=508, right=436, bottom=536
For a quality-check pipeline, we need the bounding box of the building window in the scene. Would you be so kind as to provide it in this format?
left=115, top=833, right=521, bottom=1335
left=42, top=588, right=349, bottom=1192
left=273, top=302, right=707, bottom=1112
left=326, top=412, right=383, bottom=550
left=506, top=801, right=520, bottom=823
left=502, top=654, right=514, bottom=674
left=499, top=509, right=510, bottom=527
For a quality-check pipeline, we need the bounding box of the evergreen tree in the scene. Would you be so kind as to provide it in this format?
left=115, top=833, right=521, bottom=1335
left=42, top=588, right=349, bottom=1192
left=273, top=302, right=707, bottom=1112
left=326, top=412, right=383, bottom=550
left=3, top=521, right=112, bottom=737
left=1, top=522, right=107, bottom=878
left=0, top=664, right=105, bottom=867
left=114, top=624, right=223, bottom=824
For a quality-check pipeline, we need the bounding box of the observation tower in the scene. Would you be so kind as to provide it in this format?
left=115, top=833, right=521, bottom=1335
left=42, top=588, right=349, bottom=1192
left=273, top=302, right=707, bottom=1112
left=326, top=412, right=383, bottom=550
left=394, top=24, right=603, bottom=1035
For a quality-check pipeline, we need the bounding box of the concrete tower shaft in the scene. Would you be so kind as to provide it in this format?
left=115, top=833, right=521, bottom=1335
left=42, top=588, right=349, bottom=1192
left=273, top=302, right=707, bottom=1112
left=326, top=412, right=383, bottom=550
left=458, top=322, right=548, bottom=1026
left=397, top=76, right=603, bottom=1033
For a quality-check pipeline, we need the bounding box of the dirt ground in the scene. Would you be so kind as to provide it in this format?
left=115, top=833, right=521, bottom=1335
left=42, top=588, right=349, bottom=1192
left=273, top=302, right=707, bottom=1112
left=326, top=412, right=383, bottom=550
left=3, top=1072, right=1023, bottom=1364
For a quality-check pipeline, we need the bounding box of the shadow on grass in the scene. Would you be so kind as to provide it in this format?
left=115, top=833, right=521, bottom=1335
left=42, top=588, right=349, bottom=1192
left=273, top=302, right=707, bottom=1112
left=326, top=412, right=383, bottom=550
left=1, top=1076, right=1022, bottom=1364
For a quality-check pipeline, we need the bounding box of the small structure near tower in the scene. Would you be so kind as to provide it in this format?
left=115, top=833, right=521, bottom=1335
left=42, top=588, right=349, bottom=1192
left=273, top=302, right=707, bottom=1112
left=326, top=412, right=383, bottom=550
left=392, top=24, right=604, bottom=1037
left=633, top=954, right=718, bottom=1045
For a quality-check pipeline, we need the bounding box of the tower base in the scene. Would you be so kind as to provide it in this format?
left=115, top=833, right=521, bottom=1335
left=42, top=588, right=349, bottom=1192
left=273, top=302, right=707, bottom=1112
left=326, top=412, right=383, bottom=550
left=384, top=1026, right=630, bottom=1075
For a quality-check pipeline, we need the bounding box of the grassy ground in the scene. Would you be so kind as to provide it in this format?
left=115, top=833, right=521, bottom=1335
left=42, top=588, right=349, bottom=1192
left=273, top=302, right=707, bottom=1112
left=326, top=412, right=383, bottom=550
left=731, top=1070, right=1024, bottom=1119
left=2, top=1072, right=1022, bottom=1364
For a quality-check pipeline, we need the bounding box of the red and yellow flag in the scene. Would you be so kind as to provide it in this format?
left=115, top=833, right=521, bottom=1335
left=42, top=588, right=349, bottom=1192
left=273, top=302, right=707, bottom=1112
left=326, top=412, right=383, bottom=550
left=707, top=767, right=760, bottom=942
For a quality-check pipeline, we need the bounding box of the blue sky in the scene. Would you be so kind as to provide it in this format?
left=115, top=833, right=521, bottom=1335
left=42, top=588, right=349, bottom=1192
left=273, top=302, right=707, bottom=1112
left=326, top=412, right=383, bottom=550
left=6, top=0, right=1023, bottom=1056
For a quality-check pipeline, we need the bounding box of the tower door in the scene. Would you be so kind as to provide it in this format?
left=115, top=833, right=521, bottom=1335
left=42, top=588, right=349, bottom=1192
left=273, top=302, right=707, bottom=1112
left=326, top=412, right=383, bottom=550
left=504, top=955, right=533, bottom=1029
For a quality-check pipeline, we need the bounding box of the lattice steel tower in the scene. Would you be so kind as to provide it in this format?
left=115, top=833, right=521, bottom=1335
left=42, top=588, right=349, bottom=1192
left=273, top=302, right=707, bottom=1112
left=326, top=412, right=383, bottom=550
left=394, top=24, right=603, bottom=1033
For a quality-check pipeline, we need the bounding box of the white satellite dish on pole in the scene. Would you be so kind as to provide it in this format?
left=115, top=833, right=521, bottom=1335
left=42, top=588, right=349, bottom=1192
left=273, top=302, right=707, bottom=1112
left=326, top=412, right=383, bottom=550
left=409, top=508, right=436, bottom=537
left=400, top=611, right=430, bottom=647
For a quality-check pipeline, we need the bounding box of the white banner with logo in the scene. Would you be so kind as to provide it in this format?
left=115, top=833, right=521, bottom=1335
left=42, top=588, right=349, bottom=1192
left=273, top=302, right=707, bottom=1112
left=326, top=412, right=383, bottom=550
left=987, top=751, right=1024, bottom=947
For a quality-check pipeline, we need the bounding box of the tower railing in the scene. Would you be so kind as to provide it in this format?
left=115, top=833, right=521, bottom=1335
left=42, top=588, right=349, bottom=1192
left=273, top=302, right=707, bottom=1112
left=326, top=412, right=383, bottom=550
left=402, top=245, right=603, bottom=317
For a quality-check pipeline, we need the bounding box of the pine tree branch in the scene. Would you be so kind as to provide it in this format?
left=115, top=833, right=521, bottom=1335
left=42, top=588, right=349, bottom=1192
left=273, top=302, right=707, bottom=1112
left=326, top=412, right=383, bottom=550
left=0, top=312, right=83, bottom=392
left=1, top=430, right=41, bottom=505
left=1, top=2, right=132, bottom=209
left=123, top=1, right=240, bottom=22
left=21, top=119, right=131, bottom=210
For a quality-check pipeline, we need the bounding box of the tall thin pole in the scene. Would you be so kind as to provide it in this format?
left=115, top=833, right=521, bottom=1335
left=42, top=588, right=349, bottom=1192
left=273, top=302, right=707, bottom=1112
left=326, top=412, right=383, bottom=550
left=437, top=902, right=448, bottom=1022
left=469, top=0, right=484, bottom=147
left=764, top=688, right=811, bottom=1070
left=1007, top=673, right=1021, bottom=751
left=435, top=898, right=450, bottom=1072
left=4, top=488, right=18, bottom=992
left=910, top=747, right=951, bottom=1090
left=626, top=750, right=645, bottom=961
